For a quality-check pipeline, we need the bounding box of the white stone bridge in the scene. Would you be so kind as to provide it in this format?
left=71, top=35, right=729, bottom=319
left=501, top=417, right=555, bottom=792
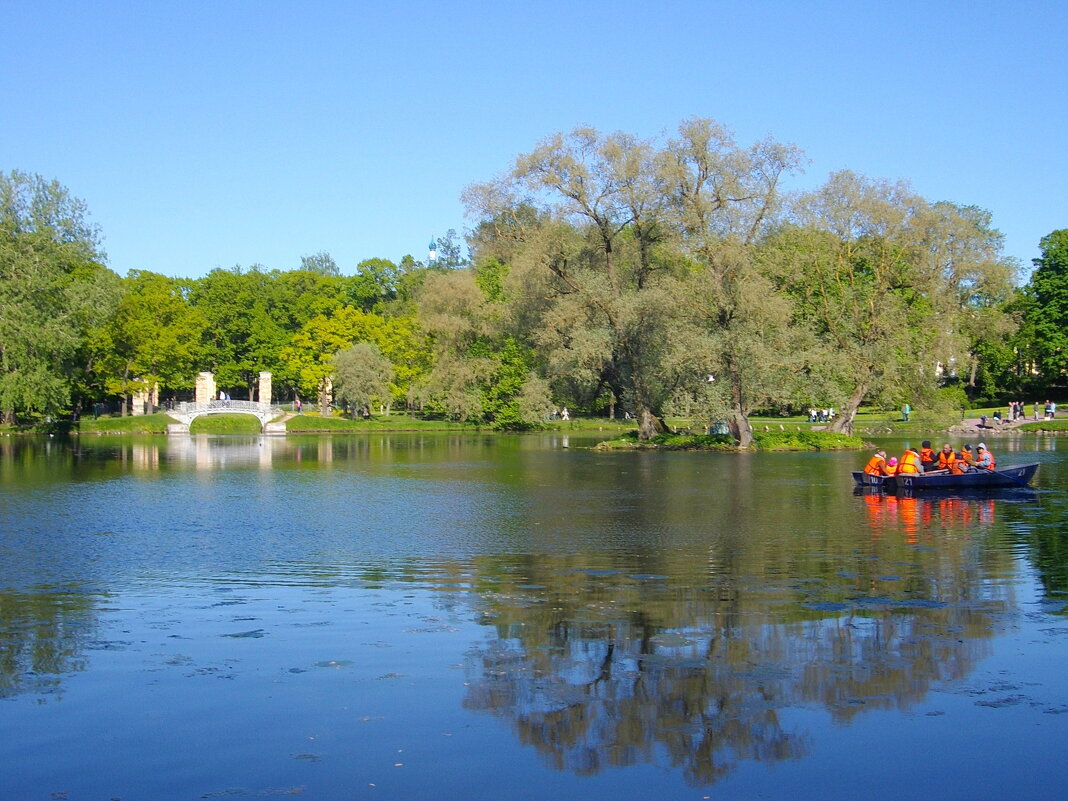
left=167, top=400, right=287, bottom=434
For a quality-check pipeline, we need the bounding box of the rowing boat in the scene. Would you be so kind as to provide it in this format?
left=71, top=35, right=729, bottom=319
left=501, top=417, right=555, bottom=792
left=852, top=463, right=1039, bottom=490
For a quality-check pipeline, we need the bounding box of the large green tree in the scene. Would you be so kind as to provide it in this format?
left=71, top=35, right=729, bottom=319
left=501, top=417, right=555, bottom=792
left=411, top=269, right=551, bottom=426
left=332, top=343, right=394, bottom=415
left=186, top=267, right=290, bottom=399
left=466, top=126, right=688, bottom=439
left=775, top=172, right=1014, bottom=433
left=0, top=171, right=119, bottom=424
left=280, top=306, right=427, bottom=413
left=92, top=270, right=205, bottom=410
left=1020, top=229, right=1068, bottom=386
left=661, top=118, right=806, bottom=445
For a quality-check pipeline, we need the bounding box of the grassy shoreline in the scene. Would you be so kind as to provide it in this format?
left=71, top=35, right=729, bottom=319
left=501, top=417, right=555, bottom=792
left=9, top=407, right=1066, bottom=444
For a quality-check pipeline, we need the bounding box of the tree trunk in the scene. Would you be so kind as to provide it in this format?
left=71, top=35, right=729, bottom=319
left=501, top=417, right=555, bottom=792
left=726, top=408, right=753, bottom=448
left=726, top=364, right=753, bottom=447
left=636, top=406, right=667, bottom=441
left=3, top=408, right=14, bottom=426
left=829, top=383, right=867, bottom=435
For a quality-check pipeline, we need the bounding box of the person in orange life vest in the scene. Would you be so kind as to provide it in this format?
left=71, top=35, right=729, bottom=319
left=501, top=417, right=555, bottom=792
left=975, top=442, right=996, bottom=470
left=936, top=443, right=957, bottom=471
left=897, top=447, right=921, bottom=474
left=885, top=457, right=898, bottom=475
left=959, top=444, right=975, bottom=470
left=919, top=440, right=938, bottom=472
left=863, top=450, right=890, bottom=476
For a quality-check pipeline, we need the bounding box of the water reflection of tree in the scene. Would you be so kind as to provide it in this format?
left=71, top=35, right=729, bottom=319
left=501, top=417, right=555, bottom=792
left=0, top=588, right=97, bottom=700
left=998, top=498, right=1068, bottom=607
left=459, top=542, right=1005, bottom=785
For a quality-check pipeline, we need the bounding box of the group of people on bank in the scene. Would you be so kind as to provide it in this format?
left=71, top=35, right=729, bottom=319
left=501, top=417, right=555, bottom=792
left=863, top=440, right=995, bottom=477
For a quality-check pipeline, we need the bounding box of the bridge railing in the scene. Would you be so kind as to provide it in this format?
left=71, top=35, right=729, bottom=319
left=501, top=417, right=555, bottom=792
left=175, top=400, right=282, bottom=416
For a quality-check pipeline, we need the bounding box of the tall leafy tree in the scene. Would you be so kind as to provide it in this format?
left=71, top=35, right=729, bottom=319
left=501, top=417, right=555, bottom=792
left=280, top=306, right=427, bottom=413
left=774, top=173, right=933, bottom=432
left=299, top=250, right=340, bottom=276
left=466, top=126, right=685, bottom=439
left=429, top=229, right=468, bottom=270
left=1020, top=229, right=1068, bottom=387
left=346, top=257, right=401, bottom=311
left=411, top=269, right=551, bottom=426
left=185, top=265, right=356, bottom=400
left=912, top=202, right=1016, bottom=394
left=92, top=270, right=206, bottom=410
left=661, top=118, right=806, bottom=445
left=332, top=343, right=394, bottom=415
left=775, top=172, right=1014, bottom=432
left=0, top=171, right=119, bottom=424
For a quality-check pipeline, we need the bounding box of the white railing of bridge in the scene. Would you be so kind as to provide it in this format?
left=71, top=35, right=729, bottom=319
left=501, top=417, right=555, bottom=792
left=174, top=400, right=283, bottom=416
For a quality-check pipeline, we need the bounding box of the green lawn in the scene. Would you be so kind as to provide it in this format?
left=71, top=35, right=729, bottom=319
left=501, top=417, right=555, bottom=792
left=1016, top=418, right=1068, bottom=432
left=78, top=412, right=176, bottom=434
left=189, top=414, right=263, bottom=434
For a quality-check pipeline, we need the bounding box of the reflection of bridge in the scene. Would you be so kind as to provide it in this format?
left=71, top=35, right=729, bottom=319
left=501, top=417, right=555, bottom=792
left=167, top=400, right=286, bottom=433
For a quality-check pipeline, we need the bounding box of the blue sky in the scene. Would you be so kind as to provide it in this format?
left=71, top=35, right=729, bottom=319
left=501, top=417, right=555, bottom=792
left=3, top=0, right=1065, bottom=280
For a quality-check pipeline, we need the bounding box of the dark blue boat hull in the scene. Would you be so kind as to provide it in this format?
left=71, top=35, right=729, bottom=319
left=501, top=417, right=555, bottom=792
left=852, top=463, right=1038, bottom=491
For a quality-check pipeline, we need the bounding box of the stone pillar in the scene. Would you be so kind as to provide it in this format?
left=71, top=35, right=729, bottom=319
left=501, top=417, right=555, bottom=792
left=131, top=386, right=148, bottom=416
left=195, top=372, right=216, bottom=405
left=258, top=371, right=272, bottom=405
left=149, top=382, right=160, bottom=412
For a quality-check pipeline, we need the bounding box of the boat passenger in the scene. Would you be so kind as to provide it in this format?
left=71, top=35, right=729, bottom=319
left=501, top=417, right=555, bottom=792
left=897, top=447, right=922, bottom=475
left=885, top=457, right=898, bottom=475
left=936, top=444, right=957, bottom=472
left=919, top=440, right=938, bottom=472
left=863, top=450, right=890, bottom=476
left=975, top=442, right=996, bottom=470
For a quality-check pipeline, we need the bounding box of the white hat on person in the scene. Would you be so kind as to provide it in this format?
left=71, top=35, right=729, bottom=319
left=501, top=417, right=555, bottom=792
left=978, top=442, right=987, bottom=450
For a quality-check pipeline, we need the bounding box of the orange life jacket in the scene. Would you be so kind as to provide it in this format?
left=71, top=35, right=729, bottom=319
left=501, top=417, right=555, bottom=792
left=897, top=450, right=921, bottom=474
left=864, top=455, right=887, bottom=475
left=884, top=463, right=898, bottom=475
left=937, top=450, right=956, bottom=470
left=977, top=449, right=996, bottom=470
left=919, top=447, right=937, bottom=469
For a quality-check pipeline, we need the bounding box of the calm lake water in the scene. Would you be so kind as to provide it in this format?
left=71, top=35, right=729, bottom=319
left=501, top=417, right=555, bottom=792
left=1, top=432, right=1066, bottom=800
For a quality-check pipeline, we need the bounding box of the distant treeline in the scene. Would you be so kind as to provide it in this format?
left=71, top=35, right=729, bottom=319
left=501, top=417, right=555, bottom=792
left=3, top=121, right=1066, bottom=441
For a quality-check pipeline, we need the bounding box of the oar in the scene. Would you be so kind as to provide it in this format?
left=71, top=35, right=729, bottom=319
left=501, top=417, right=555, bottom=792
left=992, top=465, right=1033, bottom=488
